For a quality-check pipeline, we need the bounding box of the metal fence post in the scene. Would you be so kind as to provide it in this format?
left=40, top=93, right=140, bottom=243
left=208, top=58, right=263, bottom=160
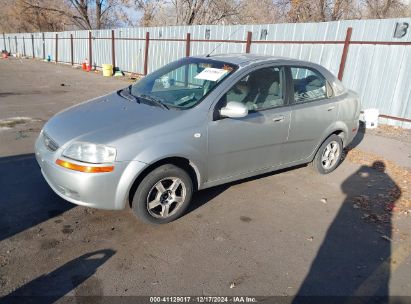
left=8, top=37, right=11, bottom=53
left=31, top=34, right=35, bottom=58
left=70, top=34, right=74, bottom=65
left=338, top=27, right=353, bottom=81
left=111, top=29, right=116, bottom=70
left=144, top=31, right=150, bottom=75
left=14, top=36, right=18, bottom=54
left=22, top=36, right=26, bottom=57
left=184, top=33, right=191, bottom=86
left=185, top=33, right=191, bottom=57
left=2, top=33, right=6, bottom=51
left=42, top=33, right=45, bottom=60
left=245, top=31, right=252, bottom=53
left=88, top=31, right=93, bottom=69
left=55, top=33, right=58, bottom=63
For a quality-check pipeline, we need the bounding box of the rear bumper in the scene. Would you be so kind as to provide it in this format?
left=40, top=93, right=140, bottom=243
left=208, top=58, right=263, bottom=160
left=346, top=119, right=360, bottom=147
left=35, top=134, right=146, bottom=210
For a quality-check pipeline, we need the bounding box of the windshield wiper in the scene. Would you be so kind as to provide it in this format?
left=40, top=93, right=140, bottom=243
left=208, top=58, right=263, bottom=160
left=138, top=94, right=169, bottom=110
left=118, top=85, right=140, bottom=103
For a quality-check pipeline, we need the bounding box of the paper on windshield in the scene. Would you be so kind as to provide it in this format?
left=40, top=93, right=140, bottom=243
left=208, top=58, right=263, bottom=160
left=195, top=68, right=228, bottom=82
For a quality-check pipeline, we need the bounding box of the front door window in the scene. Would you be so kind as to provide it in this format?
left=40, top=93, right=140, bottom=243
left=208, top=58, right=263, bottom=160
left=224, top=66, right=286, bottom=111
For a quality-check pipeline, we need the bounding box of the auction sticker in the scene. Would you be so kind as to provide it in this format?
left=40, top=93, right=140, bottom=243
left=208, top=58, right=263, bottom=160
left=195, top=68, right=228, bottom=82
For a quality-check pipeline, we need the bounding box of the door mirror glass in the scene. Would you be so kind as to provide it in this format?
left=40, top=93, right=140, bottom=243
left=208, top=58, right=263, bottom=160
left=220, top=101, right=248, bottom=118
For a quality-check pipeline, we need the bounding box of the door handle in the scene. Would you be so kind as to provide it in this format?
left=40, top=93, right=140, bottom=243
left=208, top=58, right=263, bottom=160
left=272, top=115, right=285, bottom=122
left=327, top=106, right=335, bottom=111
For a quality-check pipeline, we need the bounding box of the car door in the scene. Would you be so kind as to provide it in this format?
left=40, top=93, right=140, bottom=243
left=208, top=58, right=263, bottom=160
left=206, top=66, right=291, bottom=182
left=285, top=66, right=339, bottom=163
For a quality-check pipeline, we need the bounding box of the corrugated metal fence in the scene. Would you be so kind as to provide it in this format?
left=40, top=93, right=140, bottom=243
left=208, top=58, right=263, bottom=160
left=1, top=18, right=410, bottom=127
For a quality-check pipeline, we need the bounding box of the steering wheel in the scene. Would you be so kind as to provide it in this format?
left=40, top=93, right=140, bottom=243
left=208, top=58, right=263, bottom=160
left=175, top=93, right=197, bottom=106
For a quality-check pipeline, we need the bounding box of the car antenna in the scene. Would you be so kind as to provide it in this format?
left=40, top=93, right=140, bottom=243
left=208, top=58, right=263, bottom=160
left=206, top=26, right=245, bottom=57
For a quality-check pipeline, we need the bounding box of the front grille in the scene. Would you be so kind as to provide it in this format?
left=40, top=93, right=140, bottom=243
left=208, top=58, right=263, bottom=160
left=43, top=132, right=59, bottom=152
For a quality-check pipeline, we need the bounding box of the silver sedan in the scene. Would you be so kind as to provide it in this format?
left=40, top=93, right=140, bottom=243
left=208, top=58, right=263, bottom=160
left=35, top=54, right=360, bottom=224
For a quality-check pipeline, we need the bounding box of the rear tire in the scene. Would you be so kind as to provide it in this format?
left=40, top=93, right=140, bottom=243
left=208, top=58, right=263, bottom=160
left=312, top=134, right=343, bottom=174
left=132, top=164, right=193, bottom=224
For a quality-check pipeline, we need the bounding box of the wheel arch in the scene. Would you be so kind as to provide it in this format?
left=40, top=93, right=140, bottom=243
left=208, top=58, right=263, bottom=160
left=321, top=121, right=349, bottom=148
left=332, top=129, right=346, bottom=146
left=309, top=125, right=347, bottom=163
left=127, top=156, right=200, bottom=208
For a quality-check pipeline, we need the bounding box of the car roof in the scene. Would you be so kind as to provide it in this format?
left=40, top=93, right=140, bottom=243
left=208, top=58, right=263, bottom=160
left=191, top=53, right=299, bottom=66
left=190, top=53, right=340, bottom=85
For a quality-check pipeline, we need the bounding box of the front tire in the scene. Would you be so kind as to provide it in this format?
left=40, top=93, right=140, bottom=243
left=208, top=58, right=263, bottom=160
left=312, top=134, right=343, bottom=174
left=132, top=164, right=193, bottom=224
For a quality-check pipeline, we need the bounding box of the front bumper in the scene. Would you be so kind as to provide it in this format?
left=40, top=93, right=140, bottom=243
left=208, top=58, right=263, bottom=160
left=35, top=134, right=146, bottom=210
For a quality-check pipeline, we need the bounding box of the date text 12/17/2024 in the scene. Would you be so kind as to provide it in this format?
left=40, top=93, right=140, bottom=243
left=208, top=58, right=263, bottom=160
left=150, top=297, right=258, bottom=303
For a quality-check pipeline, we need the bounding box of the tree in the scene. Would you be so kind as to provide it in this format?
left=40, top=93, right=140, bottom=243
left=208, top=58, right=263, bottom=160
left=1, top=0, right=410, bottom=33
left=363, top=0, right=409, bottom=18
left=0, top=0, right=70, bottom=32
left=236, top=0, right=283, bottom=24
left=16, top=0, right=128, bottom=30
left=133, top=0, right=242, bottom=26
left=134, top=0, right=164, bottom=26
left=172, top=0, right=241, bottom=25
left=287, top=0, right=360, bottom=22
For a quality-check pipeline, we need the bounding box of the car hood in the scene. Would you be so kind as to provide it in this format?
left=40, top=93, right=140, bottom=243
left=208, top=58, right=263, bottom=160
left=43, top=91, right=180, bottom=146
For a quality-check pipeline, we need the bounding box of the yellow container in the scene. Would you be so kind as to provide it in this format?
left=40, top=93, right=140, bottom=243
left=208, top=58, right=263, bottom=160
left=102, top=64, right=113, bottom=77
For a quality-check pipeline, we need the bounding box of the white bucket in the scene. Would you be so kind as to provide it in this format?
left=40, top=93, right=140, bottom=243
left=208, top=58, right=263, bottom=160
left=363, top=108, right=379, bottom=129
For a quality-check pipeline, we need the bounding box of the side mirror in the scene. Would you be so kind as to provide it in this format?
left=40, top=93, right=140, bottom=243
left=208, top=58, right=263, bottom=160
left=220, top=101, right=248, bottom=118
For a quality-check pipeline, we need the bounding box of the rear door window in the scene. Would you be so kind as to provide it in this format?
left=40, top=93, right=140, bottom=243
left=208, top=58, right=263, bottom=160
left=291, top=67, right=327, bottom=104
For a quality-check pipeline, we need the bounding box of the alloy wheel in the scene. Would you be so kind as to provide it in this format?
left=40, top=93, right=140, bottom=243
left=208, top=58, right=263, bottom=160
left=321, top=140, right=340, bottom=170
left=146, top=177, right=186, bottom=218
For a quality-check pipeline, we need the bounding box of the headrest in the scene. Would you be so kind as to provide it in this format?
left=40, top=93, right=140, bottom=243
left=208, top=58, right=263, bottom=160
left=268, top=82, right=280, bottom=95
left=306, top=75, right=324, bottom=87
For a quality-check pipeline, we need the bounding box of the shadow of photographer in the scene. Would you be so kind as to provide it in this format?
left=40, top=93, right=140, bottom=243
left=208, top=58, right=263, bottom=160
left=2, top=249, right=115, bottom=304
left=294, top=160, right=401, bottom=303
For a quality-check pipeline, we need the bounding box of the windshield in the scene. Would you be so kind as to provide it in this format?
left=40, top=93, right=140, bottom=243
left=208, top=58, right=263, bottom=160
left=130, top=57, right=237, bottom=109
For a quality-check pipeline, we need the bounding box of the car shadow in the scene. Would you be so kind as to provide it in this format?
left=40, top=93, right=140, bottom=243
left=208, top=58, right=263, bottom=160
left=0, top=153, right=74, bottom=242
left=187, top=184, right=230, bottom=214
left=1, top=249, right=115, bottom=303
left=347, top=120, right=366, bottom=150
left=186, top=164, right=307, bottom=215
left=293, top=160, right=399, bottom=302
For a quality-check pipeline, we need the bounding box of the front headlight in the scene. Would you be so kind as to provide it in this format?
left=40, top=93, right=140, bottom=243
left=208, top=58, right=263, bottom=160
left=62, top=142, right=116, bottom=164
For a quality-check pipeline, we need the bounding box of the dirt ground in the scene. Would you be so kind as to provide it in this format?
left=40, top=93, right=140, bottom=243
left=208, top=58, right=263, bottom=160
left=0, top=57, right=411, bottom=302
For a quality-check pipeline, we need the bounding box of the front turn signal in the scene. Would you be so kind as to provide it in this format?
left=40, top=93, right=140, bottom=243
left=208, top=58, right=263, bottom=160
left=56, top=159, right=114, bottom=173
